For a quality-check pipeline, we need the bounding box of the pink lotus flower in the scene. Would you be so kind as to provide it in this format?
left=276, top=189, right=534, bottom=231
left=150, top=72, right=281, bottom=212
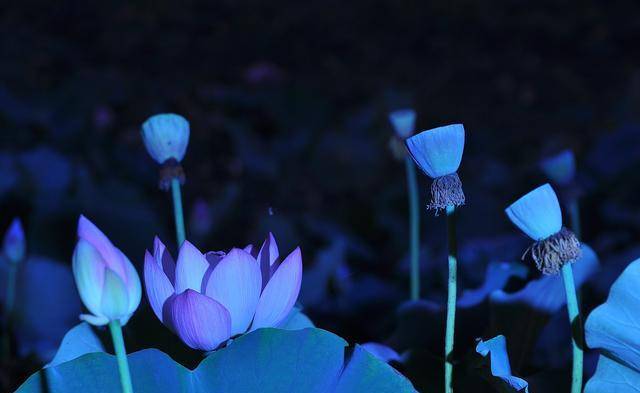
left=72, top=216, right=142, bottom=326
left=144, top=233, right=302, bottom=351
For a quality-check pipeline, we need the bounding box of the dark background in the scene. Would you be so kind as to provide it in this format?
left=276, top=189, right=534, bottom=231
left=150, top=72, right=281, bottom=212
left=2, top=1, right=640, bottom=391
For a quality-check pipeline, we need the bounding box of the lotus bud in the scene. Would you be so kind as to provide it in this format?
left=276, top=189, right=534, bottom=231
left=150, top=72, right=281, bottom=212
left=72, top=216, right=142, bottom=326
left=539, top=149, right=576, bottom=186
left=141, top=113, right=190, bottom=190
left=505, top=184, right=581, bottom=275
left=3, top=218, right=25, bottom=264
left=405, top=124, right=465, bottom=212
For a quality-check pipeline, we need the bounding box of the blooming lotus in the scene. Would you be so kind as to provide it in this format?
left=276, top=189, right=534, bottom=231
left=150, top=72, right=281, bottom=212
left=72, top=216, right=142, bottom=326
left=144, top=233, right=302, bottom=351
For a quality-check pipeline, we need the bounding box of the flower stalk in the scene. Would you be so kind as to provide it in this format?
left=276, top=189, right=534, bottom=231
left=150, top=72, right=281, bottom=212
left=444, top=205, right=457, bottom=393
left=108, top=320, right=134, bottom=393
left=405, top=156, right=420, bottom=300
left=171, top=178, right=186, bottom=247
left=561, top=264, right=583, bottom=393
left=2, top=263, right=17, bottom=359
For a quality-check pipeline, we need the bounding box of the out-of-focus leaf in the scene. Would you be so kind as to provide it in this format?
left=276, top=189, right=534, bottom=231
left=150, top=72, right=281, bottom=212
left=17, top=328, right=417, bottom=393
left=47, top=323, right=105, bottom=368
left=490, top=244, right=599, bottom=313
left=458, top=261, right=528, bottom=308
left=0, top=256, right=82, bottom=361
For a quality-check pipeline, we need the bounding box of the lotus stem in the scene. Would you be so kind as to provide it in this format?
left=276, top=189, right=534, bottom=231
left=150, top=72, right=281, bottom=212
left=108, top=320, right=134, bottom=393
left=444, top=205, right=457, bottom=393
left=568, top=198, right=581, bottom=240
left=171, top=178, right=186, bottom=247
left=561, top=264, right=583, bottom=393
left=2, top=263, right=17, bottom=359
left=405, top=156, right=420, bottom=300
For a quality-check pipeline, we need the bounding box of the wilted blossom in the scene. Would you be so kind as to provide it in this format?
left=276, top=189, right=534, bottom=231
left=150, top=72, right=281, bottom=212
left=476, top=335, right=529, bottom=392
left=539, top=149, right=576, bottom=186
left=3, top=217, right=25, bottom=264
left=405, top=124, right=466, bottom=211
left=144, top=233, right=302, bottom=351
left=72, top=216, right=142, bottom=326
left=505, top=184, right=581, bottom=275
left=388, top=109, right=416, bottom=139
left=141, top=113, right=190, bottom=165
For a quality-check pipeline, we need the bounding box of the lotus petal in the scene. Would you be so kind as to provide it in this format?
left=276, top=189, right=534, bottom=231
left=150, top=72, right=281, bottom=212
left=252, top=247, right=302, bottom=330
left=169, top=290, right=231, bottom=351
left=144, top=250, right=174, bottom=322
left=174, top=241, right=209, bottom=294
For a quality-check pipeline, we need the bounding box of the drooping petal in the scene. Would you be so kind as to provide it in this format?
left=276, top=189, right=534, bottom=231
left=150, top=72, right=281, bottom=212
left=205, top=248, right=262, bottom=335
left=77, top=216, right=126, bottom=279
left=144, top=250, right=174, bottom=322
left=476, top=335, right=529, bottom=392
left=72, top=239, right=106, bottom=316
left=154, top=236, right=176, bottom=284
left=388, top=109, right=416, bottom=139
left=505, top=184, right=563, bottom=241
left=252, top=247, right=302, bottom=330
left=100, top=268, right=130, bottom=322
left=169, top=290, right=231, bottom=351
left=174, top=241, right=209, bottom=294
left=257, top=232, right=279, bottom=287
left=405, top=124, right=465, bottom=178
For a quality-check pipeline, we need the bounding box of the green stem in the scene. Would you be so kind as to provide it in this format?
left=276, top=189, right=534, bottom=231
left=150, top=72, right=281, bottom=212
left=561, top=264, right=583, bottom=393
left=568, top=198, right=581, bottom=239
left=405, top=157, right=421, bottom=301
left=171, top=178, right=186, bottom=247
left=2, top=263, right=17, bottom=359
left=444, top=205, right=457, bottom=393
left=109, top=320, right=134, bottom=393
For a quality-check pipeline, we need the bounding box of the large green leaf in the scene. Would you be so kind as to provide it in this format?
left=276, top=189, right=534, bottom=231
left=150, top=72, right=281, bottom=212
left=17, top=328, right=416, bottom=393
left=584, top=258, right=640, bottom=392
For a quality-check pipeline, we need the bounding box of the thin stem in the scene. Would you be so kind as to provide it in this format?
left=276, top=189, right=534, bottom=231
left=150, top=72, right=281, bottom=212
left=2, top=263, right=17, bottom=359
left=561, top=264, right=583, bottom=393
left=170, top=178, right=186, bottom=247
left=444, top=205, right=457, bottom=393
left=405, top=157, right=421, bottom=301
left=109, top=320, right=134, bottom=393
left=568, top=198, right=581, bottom=239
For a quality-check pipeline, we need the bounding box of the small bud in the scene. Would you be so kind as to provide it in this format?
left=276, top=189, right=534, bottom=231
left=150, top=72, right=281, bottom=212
left=388, top=109, right=416, bottom=139
left=141, top=114, right=190, bottom=165
left=3, top=218, right=25, bottom=264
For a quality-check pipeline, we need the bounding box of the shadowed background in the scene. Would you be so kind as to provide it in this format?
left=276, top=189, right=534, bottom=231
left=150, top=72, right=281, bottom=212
left=1, top=1, right=640, bottom=391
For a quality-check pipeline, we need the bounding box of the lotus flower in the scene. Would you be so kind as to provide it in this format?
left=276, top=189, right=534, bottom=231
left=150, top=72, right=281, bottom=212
left=144, top=233, right=303, bottom=351
left=72, top=216, right=142, bottom=326
left=540, top=149, right=576, bottom=186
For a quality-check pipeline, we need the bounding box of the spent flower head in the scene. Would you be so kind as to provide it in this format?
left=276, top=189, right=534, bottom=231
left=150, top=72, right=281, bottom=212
left=539, top=149, right=576, bottom=186
left=405, top=124, right=466, bottom=212
left=141, top=113, right=190, bottom=190
left=388, top=109, right=416, bottom=139
left=505, top=184, right=581, bottom=275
